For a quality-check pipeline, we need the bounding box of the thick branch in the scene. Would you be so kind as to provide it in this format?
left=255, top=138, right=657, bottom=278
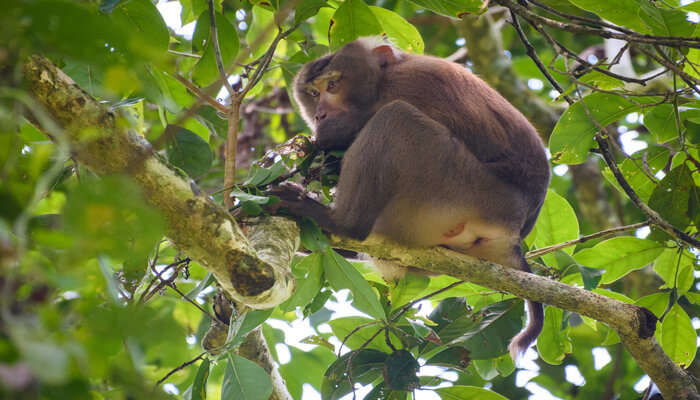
left=22, top=55, right=296, bottom=309
left=328, top=234, right=699, bottom=400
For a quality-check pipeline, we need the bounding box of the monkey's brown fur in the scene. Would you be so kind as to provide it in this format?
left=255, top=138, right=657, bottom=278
left=276, top=38, right=551, bottom=359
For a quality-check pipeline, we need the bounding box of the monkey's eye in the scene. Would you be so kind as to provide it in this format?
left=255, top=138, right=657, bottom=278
left=308, top=88, right=320, bottom=97
left=327, top=80, right=338, bottom=90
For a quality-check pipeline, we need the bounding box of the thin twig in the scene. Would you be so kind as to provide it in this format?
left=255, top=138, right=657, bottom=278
left=509, top=9, right=573, bottom=103
left=499, top=0, right=700, bottom=48
left=156, top=352, right=206, bottom=386
left=173, top=73, right=229, bottom=114
left=390, top=280, right=467, bottom=322
left=207, top=0, right=235, bottom=97
left=526, top=221, right=650, bottom=259
left=167, top=283, right=216, bottom=321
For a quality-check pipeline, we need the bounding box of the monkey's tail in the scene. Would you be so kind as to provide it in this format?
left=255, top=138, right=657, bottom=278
left=508, top=300, right=544, bottom=361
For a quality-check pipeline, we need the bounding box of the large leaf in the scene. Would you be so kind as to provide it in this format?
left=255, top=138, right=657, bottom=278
left=323, top=249, right=386, bottom=319
left=566, top=0, right=649, bottom=33
left=246, top=6, right=276, bottom=59
left=659, top=304, right=697, bottom=367
left=644, top=104, right=678, bottom=144
left=329, top=0, right=383, bottom=51
left=221, top=354, right=272, bottom=400
left=537, top=307, right=571, bottom=365
left=649, top=163, right=693, bottom=230
left=111, top=0, right=169, bottom=57
left=438, top=299, right=524, bottom=360
left=602, top=146, right=670, bottom=202
left=383, top=350, right=420, bottom=390
left=533, top=190, right=579, bottom=267
left=322, top=349, right=387, bottom=399
left=166, top=126, right=213, bottom=178
left=281, top=253, right=324, bottom=311
left=184, top=358, right=210, bottom=400
left=328, top=316, right=398, bottom=353
left=550, top=93, right=660, bottom=164
left=369, top=7, right=424, bottom=54
left=638, top=3, right=696, bottom=38
left=406, top=0, right=486, bottom=18
left=192, top=11, right=240, bottom=86
left=654, top=249, right=695, bottom=295
left=574, top=237, right=665, bottom=284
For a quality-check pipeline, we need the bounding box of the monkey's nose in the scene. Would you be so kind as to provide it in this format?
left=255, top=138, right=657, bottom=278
left=315, top=112, right=327, bottom=122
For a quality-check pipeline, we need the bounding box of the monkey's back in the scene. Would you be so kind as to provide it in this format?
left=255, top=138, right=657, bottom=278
left=378, top=53, right=550, bottom=236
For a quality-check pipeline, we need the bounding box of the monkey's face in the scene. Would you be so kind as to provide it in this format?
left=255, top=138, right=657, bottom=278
left=293, top=41, right=388, bottom=150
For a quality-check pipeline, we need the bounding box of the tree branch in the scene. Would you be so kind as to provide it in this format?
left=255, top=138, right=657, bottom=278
left=22, top=55, right=297, bottom=309
left=327, top=234, right=698, bottom=400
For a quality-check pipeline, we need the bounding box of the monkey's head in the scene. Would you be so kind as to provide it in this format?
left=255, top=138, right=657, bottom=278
left=293, top=38, right=402, bottom=150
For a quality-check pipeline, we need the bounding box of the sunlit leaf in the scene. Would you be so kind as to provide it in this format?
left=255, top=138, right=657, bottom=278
left=659, top=304, right=697, bottom=367
left=550, top=93, right=661, bottom=164
left=574, top=237, right=664, bottom=284
left=221, top=354, right=272, bottom=400
left=323, top=249, right=386, bottom=319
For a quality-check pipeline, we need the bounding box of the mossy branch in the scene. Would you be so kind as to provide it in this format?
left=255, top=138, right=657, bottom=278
left=22, top=55, right=297, bottom=309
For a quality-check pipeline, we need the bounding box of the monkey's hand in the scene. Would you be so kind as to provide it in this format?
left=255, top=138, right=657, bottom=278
left=267, top=183, right=334, bottom=230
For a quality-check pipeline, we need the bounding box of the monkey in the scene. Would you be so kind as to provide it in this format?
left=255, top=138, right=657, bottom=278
left=271, top=37, right=551, bottom=360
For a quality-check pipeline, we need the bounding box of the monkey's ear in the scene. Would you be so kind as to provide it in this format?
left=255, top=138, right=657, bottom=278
left=371, top=45, right=400, bottom=68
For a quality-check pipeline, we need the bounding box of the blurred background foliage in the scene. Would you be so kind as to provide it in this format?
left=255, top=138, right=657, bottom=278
left=1, top=0, right=699, bottom=398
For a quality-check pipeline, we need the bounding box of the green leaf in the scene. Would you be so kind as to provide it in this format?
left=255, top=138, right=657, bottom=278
left=221, top=354, right=272, bottom=400
left=649, top=163, right=693, bottom=229
left=166, top=126, right=213, bottom=178
left=635, top=292, right=670, bottom=318
left=644, top=104, right=678, bottom=144
left=473, top=359, right=499, bottom=380
left=579, top=266, right=602, bottom=290
left=112, top=0, right=169, bottom=56
left=279, top=346, right=336, bottom=399
left=406, top=0, right=486, bottom=18
left=574, top=237, right=665, bottom=284
left=63, top=176, right=164, bottom=263
left=295, top=0, right=329, bottom=25
left=437, top=385, right=509, bottom=400
left=322, top=349, right=387, bottom=399
left=246, top=6, right=276, bottom=59
left=192, top=11, right=240, bottom=86
left=659, top=304, right=697, bottom=367
left=549, top=93, right=660, bottom=164
left=383, top=350, right=420, bottom=390
left=390, top=273, right=430, bottom=310
left=323, top=249, right=386, bottom=319
left=439, top=299, right=525, bottom=360
left=328, top=317, right=397, bottom=353
left=300, top=218, right=329, bottom=252
left=185, top=358, right=210, bottom=400
left=425, top=347, right=471, bottom=372
left=602, top=146, right=670, bottom=202
left=537, top=307, right=571, bottom=365
left=329, top=0, right=383, bottom=51
left=230, top=189, right=275, bottom=205
left=230, top=309, right=275, bottom=347
left=281, top=253, right=324, bottom=311
left=369, top=7, right=424, bottom=54
left=638, top=3, right=696, bottom=37
left=533, top=190, right=579, bottom=266
left=566, top=0, right=650, bottom=33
